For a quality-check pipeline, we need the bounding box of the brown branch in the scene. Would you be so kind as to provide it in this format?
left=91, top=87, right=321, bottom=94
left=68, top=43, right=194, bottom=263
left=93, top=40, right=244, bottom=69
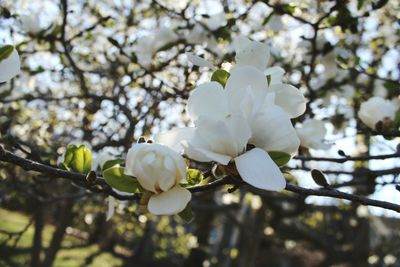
left=0, top=146, right=399, bottom=213
left=294, top=152, right=400, bottom=163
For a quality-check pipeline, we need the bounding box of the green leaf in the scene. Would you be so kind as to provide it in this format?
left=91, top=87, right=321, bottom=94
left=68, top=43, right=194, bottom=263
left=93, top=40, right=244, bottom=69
left=383, top=80, right=399, bottom=95
left=357, top=0, right=365, bottom=10
left=268, top=151, right=291, bottom=167
left=186, top=169, right=204, bottom=186
left=213, top=26, right=230, bottom=40
left=394, top=111, right=400, bottom=128
left=0, top=45, right=14, bottom=63
left=102, top=159, right=125, bottom=172
left=63, top=144, right=92, bottom=174
left=211, top=69, right=230, bottom=87
left=103, top=167, right=142, bottom=193
left=178, top=204, right=193, bottom=223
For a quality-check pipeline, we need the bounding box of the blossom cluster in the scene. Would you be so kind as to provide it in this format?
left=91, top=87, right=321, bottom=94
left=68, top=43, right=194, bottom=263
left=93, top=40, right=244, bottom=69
left=1, top=28, right=399, bottom=216
left=126, top=36, right=308, bottom=215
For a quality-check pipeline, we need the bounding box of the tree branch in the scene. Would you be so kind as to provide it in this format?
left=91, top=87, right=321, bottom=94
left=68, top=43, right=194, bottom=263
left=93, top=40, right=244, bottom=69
left=0, top=146, right=399, bottom=213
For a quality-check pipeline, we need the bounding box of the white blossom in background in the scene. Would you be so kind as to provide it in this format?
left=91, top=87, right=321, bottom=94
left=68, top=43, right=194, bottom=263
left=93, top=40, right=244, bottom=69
left=19, top=13, right=43, bottom=34
left=185, top=53, right=216, bottom=70
left=296, top=119, right=331, bottom=150
left=124, top=143, right=191, bottom=215
left=267, top=15, right=284, bottom=32
left=106, top=196, right=116, bottom=221
left=204, top=11, right=227, bottom=31
left=135, top=27, right=178, bottom=67
left=320, top=50, right=338, bottom=79
left=0, top=47, right=21, bottom=83
left=373, top=80, right=388, bottom=98
left=358, top=96, right=397, bottom=129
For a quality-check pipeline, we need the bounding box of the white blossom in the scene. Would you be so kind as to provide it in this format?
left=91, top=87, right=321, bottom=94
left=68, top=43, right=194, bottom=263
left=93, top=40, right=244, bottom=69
left=135, top=27, right=178, bottom=67
left=19, top=14, right=43, bottom=34
left=296, top=119, right=331, bottom=150
left=124, top=143, right=190, bottom=215
left=0, top=46, right=20, bottom=83
left=158, top=66, right=305, bottom=191
left=358, top=96, right=397, bottom=129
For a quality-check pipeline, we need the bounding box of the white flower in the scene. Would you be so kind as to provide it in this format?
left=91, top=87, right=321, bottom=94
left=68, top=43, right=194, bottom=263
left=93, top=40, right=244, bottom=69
left=0, top=46, right=20, bottom=83
left=233, top=36, right=271, bottom=72
left=158, top=66, right=305, bottom=191
left=185, top=53, right=216, bottom=70
left=358, top=97, right=397, bottom=129
left=20, top=14, right=43, bottom=34
left=204, top=11, right=227, bottom=31
left=124, top=143, right=190, bottom=215
left=296, top=119, right=331, bottom=150
left=267, top=15, right=284, bottom=32
left=106, top=196, right=116, bottom=221
left=373, top=80, right=388, bottom=98
left=320, top=50, right=337, bottom=79
left=135, top=27, right=178, bottom=67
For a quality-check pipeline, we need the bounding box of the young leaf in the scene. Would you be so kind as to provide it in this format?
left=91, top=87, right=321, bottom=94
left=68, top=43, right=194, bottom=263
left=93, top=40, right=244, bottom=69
left=178, top=204, right=193, bottom=223
left=103, top=166, right=141, bottom=193
left=211, top=69, right=230, bottom=87
left=268, top=151, right=291, bottom=167
left=102, top=159, right=125, bottom=172
left=0, top=45, right=14, bottom=63
left=186, top=169, right=204, bottom=186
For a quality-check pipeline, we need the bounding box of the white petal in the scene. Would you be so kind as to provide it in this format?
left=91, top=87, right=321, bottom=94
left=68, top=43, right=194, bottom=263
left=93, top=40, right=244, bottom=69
left=235, top=39, right=270, bottom=70
left=233, top=35, right=252, bottom=52
left=148, top=185, right=191, bottom=215
left=296, top=119, right=330, bottom=150
left=250, top=105, right=300, bottom=155
left=225, top=66, right=268, bottom=112
left=106, top=196, right=116, bottom=221
left=264, top=66, right=285, bottom=84
left=187, top=82, right=230, bottom=121
left=186, top=53, right=216, bottom=70
left=268, top=83, right=306, bottom=118
left=195, top=115, right=250, bottom=158
left=0, top=48, right=20, bottom=83
left=156, top=127, right=195, bottom=153
left=235, top=148, right=286, bottom=191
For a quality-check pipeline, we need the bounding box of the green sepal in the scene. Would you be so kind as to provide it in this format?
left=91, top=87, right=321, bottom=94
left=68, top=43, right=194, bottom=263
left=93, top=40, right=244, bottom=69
left=211, top=69, right=230, bottom=87
left=268, top=151, right=291, bottom=167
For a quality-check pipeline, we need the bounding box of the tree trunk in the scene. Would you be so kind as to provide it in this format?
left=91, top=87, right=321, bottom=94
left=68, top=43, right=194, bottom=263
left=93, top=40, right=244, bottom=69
left=31, top=201, right=44, bottom=267
left=41, top=199, right=74, bottom=267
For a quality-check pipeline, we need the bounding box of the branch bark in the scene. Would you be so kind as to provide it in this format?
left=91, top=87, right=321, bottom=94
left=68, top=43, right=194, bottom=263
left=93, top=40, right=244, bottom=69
left=0, top=145, right=399, bottom=213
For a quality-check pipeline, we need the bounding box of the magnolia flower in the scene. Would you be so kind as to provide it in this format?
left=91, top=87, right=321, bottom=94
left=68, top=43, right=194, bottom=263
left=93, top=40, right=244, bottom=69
left=20, top=14, right=43, bottom=34
left=0, top=46, right=20, bottom=83
left=296, top=119, right=331, bottom=150
left=135, top=27, right=178, bottom=67
left=267, top=15, right=284, bottom=32
left=358, top=97, right=397, bottom=129
left=124, top=143, right=191, bottom=215
left=320, top=50, right=338, bottom=79
left=204, top=11, right=227, bottom=31
left=159, top=66, right=304, bottom=191
left=187, top=37, right=306, bottom=118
